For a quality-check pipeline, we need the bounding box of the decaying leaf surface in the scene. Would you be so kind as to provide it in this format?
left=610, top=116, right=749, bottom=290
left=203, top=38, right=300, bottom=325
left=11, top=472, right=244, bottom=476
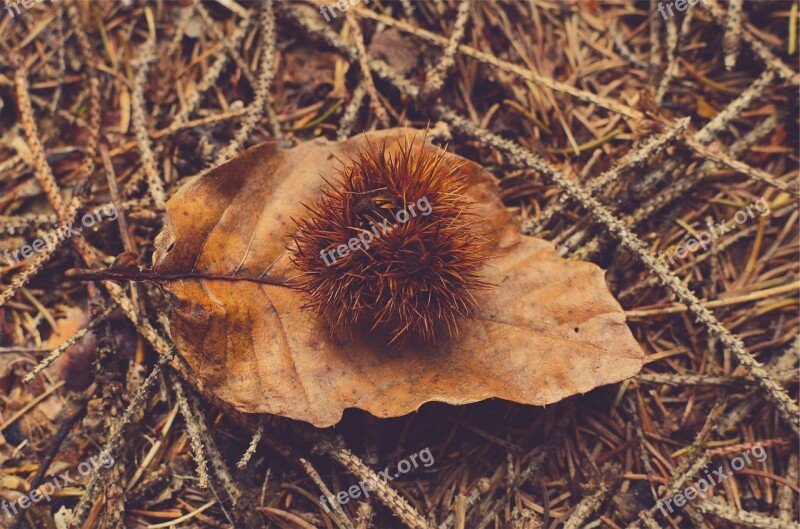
left=153, top=129, right=645, bottom=427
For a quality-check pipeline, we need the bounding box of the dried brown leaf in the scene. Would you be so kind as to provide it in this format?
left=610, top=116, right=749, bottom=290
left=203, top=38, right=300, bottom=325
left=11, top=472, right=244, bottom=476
left=152, top=129, right=644, bottom=427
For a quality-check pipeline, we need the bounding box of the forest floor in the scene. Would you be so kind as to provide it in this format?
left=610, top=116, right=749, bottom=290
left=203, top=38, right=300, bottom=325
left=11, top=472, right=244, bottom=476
left=0, top=1, right=798, bottom=528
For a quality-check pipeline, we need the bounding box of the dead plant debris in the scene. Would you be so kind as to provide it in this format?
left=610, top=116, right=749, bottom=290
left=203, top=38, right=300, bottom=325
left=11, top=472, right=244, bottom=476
left=0, top=1, right=797, bottom=528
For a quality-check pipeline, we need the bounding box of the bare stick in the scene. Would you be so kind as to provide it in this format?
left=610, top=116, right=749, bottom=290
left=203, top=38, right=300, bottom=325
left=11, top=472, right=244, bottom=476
left=131, top=36, right=167, bottom=208
left=300, top=457, right=356, bottom=529
left=347, top=11, right=390, bottom=127
left=703, top=0, right=799, bottom=83
left=316, top=439, right=430, bottom=529
left=215, top=0, right=280, bottom=164
left=419, top=0, right=471, bottom=102
left=723, top=0, right=743, bottom=70
left=174, top=379, right=211, bottom=489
